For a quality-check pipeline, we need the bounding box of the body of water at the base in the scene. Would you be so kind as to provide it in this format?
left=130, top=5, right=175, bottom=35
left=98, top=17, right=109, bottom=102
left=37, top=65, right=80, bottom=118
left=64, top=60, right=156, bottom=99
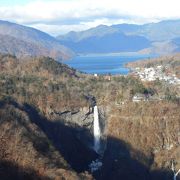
left=64, top=54, right=156, bottom=75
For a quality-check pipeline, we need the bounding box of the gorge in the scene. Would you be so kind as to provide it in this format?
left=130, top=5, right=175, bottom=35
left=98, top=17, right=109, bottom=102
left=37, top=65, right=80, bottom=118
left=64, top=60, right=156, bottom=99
left=0, top=1, right=179, bottom=179
left=0, top=54, right=179, bottom=180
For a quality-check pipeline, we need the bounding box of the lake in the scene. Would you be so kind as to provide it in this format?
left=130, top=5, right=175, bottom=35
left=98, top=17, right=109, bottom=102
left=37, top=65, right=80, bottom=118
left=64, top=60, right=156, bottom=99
left=64, top=54, right=155, bottom=75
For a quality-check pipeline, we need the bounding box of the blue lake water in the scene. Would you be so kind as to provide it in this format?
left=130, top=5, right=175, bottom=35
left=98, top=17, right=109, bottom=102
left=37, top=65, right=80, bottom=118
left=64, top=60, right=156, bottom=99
left=64, top=54, right=155, bottom=75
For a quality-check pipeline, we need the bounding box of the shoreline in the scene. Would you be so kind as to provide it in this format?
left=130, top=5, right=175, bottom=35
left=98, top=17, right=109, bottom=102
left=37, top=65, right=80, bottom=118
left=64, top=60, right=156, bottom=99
left=76, top=52, right=154, bottom=58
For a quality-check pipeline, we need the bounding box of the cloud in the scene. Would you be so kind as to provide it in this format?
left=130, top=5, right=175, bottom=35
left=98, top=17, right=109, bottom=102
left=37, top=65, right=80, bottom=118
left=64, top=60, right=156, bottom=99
left=29, top=23, right=90, bottom=36
left=0, top=0, right=180, bottom=35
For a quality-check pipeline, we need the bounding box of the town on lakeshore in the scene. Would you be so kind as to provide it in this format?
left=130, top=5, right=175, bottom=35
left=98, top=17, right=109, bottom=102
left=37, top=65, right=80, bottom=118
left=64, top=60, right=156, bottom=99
left=131, top=65, right=180, bottom=85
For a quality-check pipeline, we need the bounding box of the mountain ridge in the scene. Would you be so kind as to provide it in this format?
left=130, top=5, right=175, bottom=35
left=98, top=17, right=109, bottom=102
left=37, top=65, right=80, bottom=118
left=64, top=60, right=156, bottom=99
left=57, top=19, right=180, bottom=55
left=0, top=20, right=74, bottom=60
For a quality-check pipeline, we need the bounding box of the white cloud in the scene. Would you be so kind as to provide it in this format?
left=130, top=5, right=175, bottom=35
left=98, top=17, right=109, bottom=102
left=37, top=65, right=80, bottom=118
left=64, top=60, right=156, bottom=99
left=0, top=0, right=180, bottom=35
left=29, top=23, right=90, bottom=36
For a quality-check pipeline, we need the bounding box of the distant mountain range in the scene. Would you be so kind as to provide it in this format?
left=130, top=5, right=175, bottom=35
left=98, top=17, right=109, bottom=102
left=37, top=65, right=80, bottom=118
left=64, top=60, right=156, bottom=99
left=57, top=20, right=180, bottom=55
left=0, top=20, right=74, bottom=60
left=0, top=19, right=179, bottom=59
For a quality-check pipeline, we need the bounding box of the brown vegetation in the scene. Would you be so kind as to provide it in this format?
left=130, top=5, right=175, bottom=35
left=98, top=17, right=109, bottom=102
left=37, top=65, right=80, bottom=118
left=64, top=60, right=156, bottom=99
left=126, top=53, right=180, bottom=77
left=0, top=54, right=179, bottom=179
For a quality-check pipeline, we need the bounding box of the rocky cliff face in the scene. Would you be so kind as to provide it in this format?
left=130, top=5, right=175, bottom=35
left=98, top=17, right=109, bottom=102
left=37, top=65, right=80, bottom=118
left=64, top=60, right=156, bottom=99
left=47, top=98, right=107, bottom=156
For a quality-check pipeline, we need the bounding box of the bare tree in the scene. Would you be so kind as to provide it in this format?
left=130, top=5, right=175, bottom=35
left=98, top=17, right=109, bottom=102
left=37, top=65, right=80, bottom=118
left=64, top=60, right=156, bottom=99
left=171, top=161, right=180, bottom=180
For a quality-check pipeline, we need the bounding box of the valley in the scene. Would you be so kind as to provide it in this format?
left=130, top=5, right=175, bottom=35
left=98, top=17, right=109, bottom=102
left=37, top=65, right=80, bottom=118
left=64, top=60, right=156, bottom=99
left=0, top=54, right=179, bottom=179
left=0, top=0, right=180, bottom=179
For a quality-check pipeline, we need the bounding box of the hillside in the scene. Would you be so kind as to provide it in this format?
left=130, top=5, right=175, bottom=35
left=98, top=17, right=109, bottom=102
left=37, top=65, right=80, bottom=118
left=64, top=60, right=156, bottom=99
left=126, top=53, right=180, bottom=77
left=0, top=34, right=51, bottom=58
left=0, top=20, right=74, bottom=60
left=173, top=37, right=180, bottom=52
left=0, top=54, right=179, bottom=179
left=57, top=19, right=180, bottom=55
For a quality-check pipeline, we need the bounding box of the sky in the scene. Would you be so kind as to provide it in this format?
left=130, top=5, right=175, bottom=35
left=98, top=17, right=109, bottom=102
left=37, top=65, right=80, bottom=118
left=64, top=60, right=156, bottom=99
left=0, top=0, right=180, bottom=36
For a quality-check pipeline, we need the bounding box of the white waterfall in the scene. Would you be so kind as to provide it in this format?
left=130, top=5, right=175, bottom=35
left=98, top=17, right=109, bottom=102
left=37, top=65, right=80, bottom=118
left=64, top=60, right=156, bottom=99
left=93, top=105, right=100, bottom=153
left=89, top=105, right=103, bottom=172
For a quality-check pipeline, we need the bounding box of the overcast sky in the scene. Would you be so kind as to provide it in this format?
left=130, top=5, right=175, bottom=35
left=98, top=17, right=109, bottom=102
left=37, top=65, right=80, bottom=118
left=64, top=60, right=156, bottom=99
left=0, top=0, right=180, bottom=36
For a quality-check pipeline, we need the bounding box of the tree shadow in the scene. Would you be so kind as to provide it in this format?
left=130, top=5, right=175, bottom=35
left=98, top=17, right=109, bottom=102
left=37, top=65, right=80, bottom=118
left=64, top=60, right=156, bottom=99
left=22, top=103, right=98, bottom=173
left=96, top=136, right=173, bottom=180
left=0, top=99, right=97, bottom=173
left=0, top=160, right=49, bottom=180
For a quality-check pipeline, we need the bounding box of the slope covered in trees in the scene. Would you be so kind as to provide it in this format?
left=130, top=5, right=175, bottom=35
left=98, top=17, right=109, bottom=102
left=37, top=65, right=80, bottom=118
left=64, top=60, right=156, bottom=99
left=0, top=54, right=179, bottom=179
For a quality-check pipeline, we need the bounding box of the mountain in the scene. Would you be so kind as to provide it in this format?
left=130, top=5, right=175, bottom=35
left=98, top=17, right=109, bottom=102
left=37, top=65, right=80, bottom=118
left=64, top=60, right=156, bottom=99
left=112, top=19, right=180, bottom=41
left=0, top=20, right=74, bottom=60
left=57, top=25, right=151, bottom=54
left=57, top=19, right=180, bottom=54
left=172, top=37, right=180, bottom=51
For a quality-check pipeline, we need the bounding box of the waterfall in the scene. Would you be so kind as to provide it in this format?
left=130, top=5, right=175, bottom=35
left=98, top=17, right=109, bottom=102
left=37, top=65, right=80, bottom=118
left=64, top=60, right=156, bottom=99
left=93, top=105, right=100, bottom=153
left=89, top=105, right=103, bottom=172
